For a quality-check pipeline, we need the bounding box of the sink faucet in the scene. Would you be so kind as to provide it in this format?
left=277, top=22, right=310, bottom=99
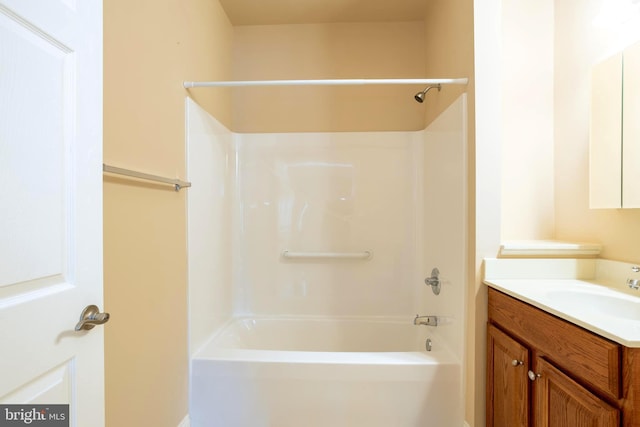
left=628, top=266, right=640, bottom=290
left=414, top=314, right=438, bottom=326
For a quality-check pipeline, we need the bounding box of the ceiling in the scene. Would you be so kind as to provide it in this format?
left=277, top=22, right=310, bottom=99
left=218, top=0, right=430, bottom=25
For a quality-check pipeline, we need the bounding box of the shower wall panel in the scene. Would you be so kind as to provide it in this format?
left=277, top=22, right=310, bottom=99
left=187, top=95, right=467, bottom=344
left=186, top=98, right=235, bottom=354
left=420, top=94, right=467, bottom=359
left=234, top=131, right=424, bottom=317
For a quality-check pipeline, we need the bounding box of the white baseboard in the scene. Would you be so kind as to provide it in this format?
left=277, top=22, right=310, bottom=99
left=178, top=414, right=190, bottom=427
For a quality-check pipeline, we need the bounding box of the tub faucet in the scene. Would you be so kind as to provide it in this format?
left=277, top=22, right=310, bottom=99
left=414, top=315, right=438, bottom=326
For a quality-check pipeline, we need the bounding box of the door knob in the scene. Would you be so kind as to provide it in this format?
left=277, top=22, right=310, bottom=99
left=75, top=305, right=110, bottom=331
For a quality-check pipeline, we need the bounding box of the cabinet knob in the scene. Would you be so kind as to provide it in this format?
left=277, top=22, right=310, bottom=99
left=511, top=359, right=524, bottom=366
left=528, top=370, right=541, bottom=381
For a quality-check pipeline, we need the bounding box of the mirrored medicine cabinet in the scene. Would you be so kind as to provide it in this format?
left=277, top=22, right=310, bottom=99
left=590, top=39, right=640, bottom=208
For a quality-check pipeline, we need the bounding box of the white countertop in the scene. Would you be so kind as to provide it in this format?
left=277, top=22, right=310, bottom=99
left=484, top=258, right=640, bottom=348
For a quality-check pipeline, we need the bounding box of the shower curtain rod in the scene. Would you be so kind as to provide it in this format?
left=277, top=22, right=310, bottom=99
left=183, top=78, right=468, bottom=89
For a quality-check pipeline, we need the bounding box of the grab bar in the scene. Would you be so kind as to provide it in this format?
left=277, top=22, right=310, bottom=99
left=281, top=250, right=372, bottom=260
left=103, top=164, right=191, bottom=191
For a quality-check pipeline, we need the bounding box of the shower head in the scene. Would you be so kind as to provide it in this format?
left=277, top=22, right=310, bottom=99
left=414, top=84, right=442, bottom=103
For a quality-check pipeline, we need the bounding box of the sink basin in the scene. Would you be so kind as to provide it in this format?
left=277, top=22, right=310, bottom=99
left=546, top=289, right=640, bottom=321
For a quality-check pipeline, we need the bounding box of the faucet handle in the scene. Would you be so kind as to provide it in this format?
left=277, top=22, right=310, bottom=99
left=628, top=278, right=640, bottom=290
left=424, top=267, right=441, bottom=295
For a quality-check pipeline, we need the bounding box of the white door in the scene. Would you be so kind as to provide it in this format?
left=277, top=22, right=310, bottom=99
left=0, top=0, right=104, bottom=425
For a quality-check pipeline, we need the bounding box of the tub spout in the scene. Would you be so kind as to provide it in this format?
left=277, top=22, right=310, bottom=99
left=414, top=315, right=438, bottom=326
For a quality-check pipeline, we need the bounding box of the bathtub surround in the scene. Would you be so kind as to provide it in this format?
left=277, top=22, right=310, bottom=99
left=234, top=130, right=422, bottom=317
left=187, top=95, right=467, bottom=426
left=186, top=99, right=234, bottom=355
left=422, top=95, right=468, bottom=359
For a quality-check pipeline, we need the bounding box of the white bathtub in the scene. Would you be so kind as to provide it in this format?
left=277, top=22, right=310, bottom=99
left=190, top=317, right=463, bottom=427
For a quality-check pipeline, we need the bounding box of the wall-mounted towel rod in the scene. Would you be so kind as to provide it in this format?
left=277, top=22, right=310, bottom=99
left=103, top=164, right=191, bottom=191
left=183, top=78, right=469, bottom=89
left=282, top=250, right=372, bottom=260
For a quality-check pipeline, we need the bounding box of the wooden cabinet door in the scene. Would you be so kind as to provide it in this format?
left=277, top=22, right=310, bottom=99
left=533, top=358, right=619, bottom=427
left=487, top=324, right=530, bottom=427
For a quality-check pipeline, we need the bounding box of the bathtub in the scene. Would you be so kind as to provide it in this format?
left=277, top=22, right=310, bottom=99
left=190, top=316, right=463, bottom=427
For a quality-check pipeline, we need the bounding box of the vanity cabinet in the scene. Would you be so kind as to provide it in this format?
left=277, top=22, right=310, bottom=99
left=487, top=288, right=632, bottom=426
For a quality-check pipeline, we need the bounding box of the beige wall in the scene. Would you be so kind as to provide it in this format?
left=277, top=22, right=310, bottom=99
left=502, top=0, right=555, bottom=240
left=231, top=22, right=427, bottom=132
left=554, top=0, right=640, bottom=263
left=423, top=0, right=474, bottom=129
left=103, top=1, right=232, bottom=426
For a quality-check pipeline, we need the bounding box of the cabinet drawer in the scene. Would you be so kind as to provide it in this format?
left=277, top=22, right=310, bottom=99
left=488, top=288, right=621, bottom=399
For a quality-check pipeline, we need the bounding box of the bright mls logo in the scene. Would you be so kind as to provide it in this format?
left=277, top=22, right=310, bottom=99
left=0, top=405, right=69, bottom=427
